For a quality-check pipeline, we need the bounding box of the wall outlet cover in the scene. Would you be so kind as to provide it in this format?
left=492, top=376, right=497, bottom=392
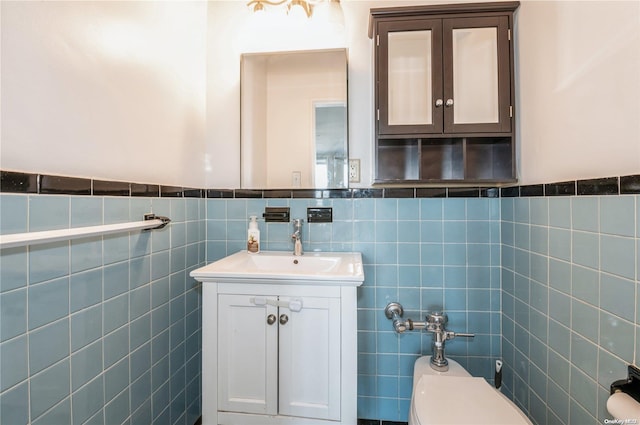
left=348, top=159, right=360, bottom=183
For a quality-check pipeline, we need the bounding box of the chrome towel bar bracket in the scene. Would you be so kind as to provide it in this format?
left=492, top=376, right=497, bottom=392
left=144, top=213, right=171, bottom=230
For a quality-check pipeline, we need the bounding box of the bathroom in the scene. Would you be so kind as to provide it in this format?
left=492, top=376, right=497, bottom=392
left=0, top=0, right=639, bottom=424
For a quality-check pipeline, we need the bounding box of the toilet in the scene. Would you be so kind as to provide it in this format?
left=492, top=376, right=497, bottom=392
left=409, top=356, right=532, bottom=425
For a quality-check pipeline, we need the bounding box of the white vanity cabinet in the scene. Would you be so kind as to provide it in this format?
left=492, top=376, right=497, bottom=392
left=192, top=250, right=364, bottom=425
left=201, top=280, right=359, bottom=425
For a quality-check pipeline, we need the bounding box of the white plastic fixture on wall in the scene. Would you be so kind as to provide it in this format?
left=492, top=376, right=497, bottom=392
left=0, top=215, right=170, bottom=249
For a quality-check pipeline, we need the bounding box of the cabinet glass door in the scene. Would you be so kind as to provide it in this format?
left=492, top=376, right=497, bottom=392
left=388, top=30, right=432, bottom=126
left=378, top=20, right=442, bottom=135
left=443, top=16, right=511, bottom=133
left=452, top=27, right=498, bottom=124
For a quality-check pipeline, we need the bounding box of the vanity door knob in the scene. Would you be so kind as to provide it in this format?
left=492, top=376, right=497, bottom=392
left=435, top=99, right=444, bottom=107
left=267, top=314, right=276, bottom=325
left=279, top=314, right=289, bottom=325
left=445, top=98, right=454, bottom=107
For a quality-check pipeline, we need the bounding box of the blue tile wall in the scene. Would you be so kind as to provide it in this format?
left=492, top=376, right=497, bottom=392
left=6, top=189, right=637, bottom=424
left=0, top=194, right=204, bottom=425
left=206, top=197, right=502, bottom=422
left=502, top=195, right=640, bottom=425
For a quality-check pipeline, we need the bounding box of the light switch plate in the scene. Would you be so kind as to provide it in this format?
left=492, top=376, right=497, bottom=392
left=348, top=159, right=360, bottom=183
left=292, top=171, right=301, bottom=187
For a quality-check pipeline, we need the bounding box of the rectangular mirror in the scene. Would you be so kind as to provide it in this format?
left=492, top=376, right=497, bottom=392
left=241, top=49, right=348, bottom=189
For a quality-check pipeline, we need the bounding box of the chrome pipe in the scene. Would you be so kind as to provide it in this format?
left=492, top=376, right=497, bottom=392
left=384, top=302, right=407, bottom=333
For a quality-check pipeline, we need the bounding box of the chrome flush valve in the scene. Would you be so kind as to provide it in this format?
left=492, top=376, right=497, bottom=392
left=384, top=302, right=475, bottom=372
left=426, top=311, right=474, bottom=372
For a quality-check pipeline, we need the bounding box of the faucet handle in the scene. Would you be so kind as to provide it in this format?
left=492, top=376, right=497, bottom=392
left=444, top=331, right=475, bottom=341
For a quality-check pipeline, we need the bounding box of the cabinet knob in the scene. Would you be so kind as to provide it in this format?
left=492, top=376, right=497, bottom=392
left=445, top=99, right=454, bottom=107
left=279, top=314, right=289, bottom=325
left=435, top=99, right=443, bottom=107
left=267, top=314, right=276, bottom=325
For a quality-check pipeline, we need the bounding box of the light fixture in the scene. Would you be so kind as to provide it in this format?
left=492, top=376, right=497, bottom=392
left=247, top=0, right=341, bottom=19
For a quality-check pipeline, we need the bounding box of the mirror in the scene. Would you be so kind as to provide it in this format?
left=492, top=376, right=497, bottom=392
left=241, top=48, right=348, bottom=189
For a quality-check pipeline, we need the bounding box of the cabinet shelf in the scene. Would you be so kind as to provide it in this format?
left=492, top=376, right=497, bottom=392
left=375, top=136, right=514, bottom=183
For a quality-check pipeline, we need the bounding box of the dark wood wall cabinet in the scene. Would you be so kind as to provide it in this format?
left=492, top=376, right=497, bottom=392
left=369, top=2, right=520, bottom=184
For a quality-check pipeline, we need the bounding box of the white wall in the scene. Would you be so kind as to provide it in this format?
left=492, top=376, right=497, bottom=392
left=207, top=0, right=640, bottom=188
left=516, top=0, right=640, bottom=184
left=2, top=1, right=638, bottom=188
left=1, top=1, right=208, bottom=187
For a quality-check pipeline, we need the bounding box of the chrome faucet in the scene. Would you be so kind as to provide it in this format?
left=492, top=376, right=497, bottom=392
left=291, top=219, right=304, bottom=256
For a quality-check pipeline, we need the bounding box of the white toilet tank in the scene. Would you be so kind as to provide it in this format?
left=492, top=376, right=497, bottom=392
left=409, top=356, right=532, bottom=425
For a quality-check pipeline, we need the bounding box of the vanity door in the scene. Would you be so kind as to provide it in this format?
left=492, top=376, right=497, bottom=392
left=217, top=294, right=278, bottom=415
left=278, top=296, right=341, bottom=421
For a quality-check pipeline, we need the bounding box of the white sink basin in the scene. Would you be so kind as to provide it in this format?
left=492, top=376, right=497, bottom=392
left=248, top=254, right=341, bottom=273
left=190, top=250, right=364, bottom=285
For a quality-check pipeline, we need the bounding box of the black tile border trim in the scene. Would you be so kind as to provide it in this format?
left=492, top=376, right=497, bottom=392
left=2, top=170, right=639, bottom=198
left=519, top=184, right=544, bottom=197
left=621, top=175, right=640, bottom=194
left=131, top=183, right=160, bottom=197
left=448, top=187, right=480, bottom=198
left=1, top=171, right=39, bottom=193
left=500, top=186, right=519, bottom=197
left=545, top=180, right=576, bottom=196
left=93, top=179, right=130, bottom=196
left=183, top=188, right=205, bottom=198
left=416, top=188, right=447, bottom=198
left=206, top=189, right=233, bottom=198
left=577, top=177, right=618, bottom=196
left=40, top=174, right=91, bottom=195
